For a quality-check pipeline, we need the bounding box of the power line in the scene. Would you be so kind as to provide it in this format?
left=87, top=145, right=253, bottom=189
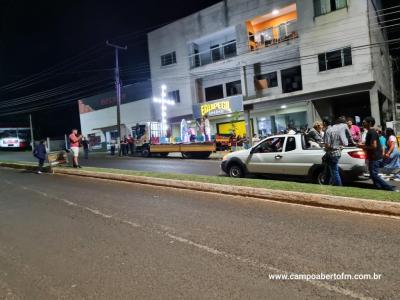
left=2, top=3, right=400, bottom=113
left=1, top=2, right=397, bottom=92
left=0, top=37, right=396, bottom=115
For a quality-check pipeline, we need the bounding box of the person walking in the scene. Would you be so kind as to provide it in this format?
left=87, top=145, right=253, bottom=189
left=377, top=128, right=387, bottom=157
left=82, top=137, right=89, bottom=159
left=69, top=129, right=82, bottom=168
left=337, top=116, right=355, bottom=146
left=359, top=117, right=396, bottom=191
left=33, top=140, right=47, bottom=174
left=383, top=128, right=400, bottom=181
left=323, top=118, right=348, bottom=186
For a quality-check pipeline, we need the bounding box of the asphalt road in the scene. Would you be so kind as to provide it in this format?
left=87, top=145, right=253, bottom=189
left=1, top=150, right=399, bottom=190
left=0, top=150, right=222, bottom=176
left=0, top=167, right=399, bottom=299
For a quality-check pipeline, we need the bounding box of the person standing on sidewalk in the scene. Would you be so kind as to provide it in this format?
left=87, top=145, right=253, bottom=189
left=69, top=129, right=82, bottom=168
left=359, top=117, right=396, bottom=192
left=82, top=137, right=89, bottom=160
left=33, top=140, right=47, bottom=174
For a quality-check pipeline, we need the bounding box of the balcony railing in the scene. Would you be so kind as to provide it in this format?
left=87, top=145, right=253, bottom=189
left=248, top=20, right=298, bottom=51
left=189, top=40, right=237, bottom=68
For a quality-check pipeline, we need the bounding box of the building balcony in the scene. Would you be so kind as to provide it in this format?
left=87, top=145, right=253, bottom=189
left=247, top=3, right=298, bottom=51
left=189, top=40, right=237, bottom=69
left=248, top=20, right=298, bottom=51
left=188, top=26, right=237, bottom=69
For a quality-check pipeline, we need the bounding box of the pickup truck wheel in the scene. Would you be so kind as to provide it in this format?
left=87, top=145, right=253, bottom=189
left=228, top=164, right=244, bottom=178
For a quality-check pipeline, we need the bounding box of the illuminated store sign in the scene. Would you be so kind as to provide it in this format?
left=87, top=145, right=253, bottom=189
left=194, top=95, right=243, bottom=119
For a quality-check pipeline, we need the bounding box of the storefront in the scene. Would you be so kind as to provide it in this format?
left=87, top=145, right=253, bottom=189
left=193, top=95, right=245, bottom=138
left=249, top=101, right=308, bottom=138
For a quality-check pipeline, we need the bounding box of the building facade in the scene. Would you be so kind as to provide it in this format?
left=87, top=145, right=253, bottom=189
left=148, top=0, right=392, bottom=141
left=78, top=82, right=154, bottom=148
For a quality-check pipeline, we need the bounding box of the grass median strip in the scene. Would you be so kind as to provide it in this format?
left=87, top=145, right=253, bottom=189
left=59, top=166, right=400, bottom=203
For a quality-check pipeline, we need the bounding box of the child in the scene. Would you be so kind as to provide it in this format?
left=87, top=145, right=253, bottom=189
left=33, top=140, right=47, bottom=174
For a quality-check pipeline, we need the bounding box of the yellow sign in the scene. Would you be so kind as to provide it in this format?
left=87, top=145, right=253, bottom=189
left=200, top=100, right=231, bottom=117
left=218, top=121, right=246, bottom=137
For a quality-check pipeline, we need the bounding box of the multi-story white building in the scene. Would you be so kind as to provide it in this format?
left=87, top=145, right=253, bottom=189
left=148, top=0, right=392, bottom=140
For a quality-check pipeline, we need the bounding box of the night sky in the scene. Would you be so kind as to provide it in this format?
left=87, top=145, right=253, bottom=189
left=0, top=0, right=220, bottom=137
left=0, top=0, right=399, bottom=137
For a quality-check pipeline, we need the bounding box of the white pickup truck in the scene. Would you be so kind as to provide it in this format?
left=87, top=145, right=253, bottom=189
left=221, top=134, right=367, bottom=183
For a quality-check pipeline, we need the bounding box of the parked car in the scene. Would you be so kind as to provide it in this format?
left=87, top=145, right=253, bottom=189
left=221, top=134, right=367, bottom=183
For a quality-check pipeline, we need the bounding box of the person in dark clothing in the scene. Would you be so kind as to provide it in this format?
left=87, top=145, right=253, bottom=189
left=33, top=140, right=47, bottom=174
left=359, top=117, right=396, bottom=192
left=128, top=134, right=135, bottom=155
left=82, top=137, right=89, bottom=159
left=122, top=136, right=128, bottom=156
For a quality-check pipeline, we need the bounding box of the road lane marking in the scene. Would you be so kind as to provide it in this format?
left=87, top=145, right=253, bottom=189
left=0, top=178, right=379, bottom=300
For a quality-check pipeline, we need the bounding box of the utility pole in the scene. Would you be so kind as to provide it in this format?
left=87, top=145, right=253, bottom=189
left=390, top=56, right=397, bottom=129
left=106, top=41, right=127, bottom=155
left=29, top=114, right=34, bottom=153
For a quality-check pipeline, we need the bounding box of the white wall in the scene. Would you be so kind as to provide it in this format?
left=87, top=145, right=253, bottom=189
left=80, top=98, right=153, bottom=142
left=367, top=0, right=391, bottom=98
left=298, top=0, right=374, bottom=93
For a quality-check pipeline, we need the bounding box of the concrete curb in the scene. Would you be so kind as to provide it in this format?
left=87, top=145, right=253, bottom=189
left=2, top=162, right=400, bottom=217
left=54, top=168, right=400, bottom=217
left=0, top=162, right=50, bottom=172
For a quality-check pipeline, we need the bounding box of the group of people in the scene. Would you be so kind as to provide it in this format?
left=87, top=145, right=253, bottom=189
left=306, top=116, right=399, bottom=192
left=117, top=135, right=135, bottom=156
left=33, top=128, right=89, bottom=173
